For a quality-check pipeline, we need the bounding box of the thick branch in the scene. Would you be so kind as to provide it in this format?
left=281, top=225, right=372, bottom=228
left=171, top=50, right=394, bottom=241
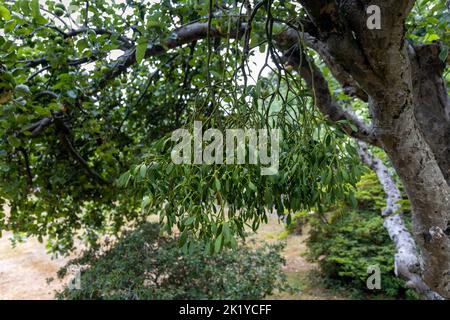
left=27, top=117, right=53, bottom=137
left=101, top=22, right=246, bottom=84
left=276, top=29, right=368, bottom=101
left=298, top=0, right=341, bottom=36
left=18, top=147, right=33, bottom=189
left=24, top=91, right=59, bottom=137
left=282, top=46, right=379, bottom=146
left=409, top=42, right=450, bottom=184
left=357, top=141, right=442, bottom=300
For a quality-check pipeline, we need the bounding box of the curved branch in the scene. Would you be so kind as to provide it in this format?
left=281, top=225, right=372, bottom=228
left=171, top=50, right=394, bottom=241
left=100, top=22, right=246, bottom=85
left=63, top=27, right=133, bottom=49
left=54, top=116, right=109, bottom=185
left=357, top=141, right=442, bottom=300
left=276, top=29, right=368, bottom=101
left=281, top=45, right=379, bottom=147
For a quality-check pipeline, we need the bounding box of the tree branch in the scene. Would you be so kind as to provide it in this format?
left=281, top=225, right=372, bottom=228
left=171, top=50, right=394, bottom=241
left=54, top=115, right=109, bottom=185
left=63, top=27, right=133, bottom=49
left=298, top=0, right=341, bottom=37
left=281, top=45, right=380, bottom=147
left=276, top=29, right=368, bottom=101
left=357, top=141, right=442, bottom=300
left=27, top=117, right=54, bottom=137
left=100, top=22, right=246, bottom=85
left=18, top=147, right=33, bottom=189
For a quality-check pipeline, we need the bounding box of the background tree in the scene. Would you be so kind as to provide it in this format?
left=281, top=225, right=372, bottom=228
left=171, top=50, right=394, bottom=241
left=0, top=0, right=448, bottom=298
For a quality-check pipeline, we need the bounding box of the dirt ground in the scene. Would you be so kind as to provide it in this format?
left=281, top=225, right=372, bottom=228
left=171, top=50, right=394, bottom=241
left=249, top=215, right=346, bottom=300
left=0, top=232, right=71, bottom=300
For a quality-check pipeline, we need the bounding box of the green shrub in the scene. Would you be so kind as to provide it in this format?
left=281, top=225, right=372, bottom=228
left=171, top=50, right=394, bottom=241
left=354, top=171, right=386, bottom=211
left=285, top=210, right=310, bottom=235
left=355, top=171, right=411, bottom=213
left=305, top=171, right=417, bottom=299
left=55, top=223, right=290, bottom=300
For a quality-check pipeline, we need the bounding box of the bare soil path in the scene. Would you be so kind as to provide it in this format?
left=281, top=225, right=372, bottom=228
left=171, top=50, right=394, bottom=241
left=0, top=232, right=69, bottom=300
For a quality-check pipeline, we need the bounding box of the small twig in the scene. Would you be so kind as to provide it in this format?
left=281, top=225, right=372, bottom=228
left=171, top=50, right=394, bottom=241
left=54, top=115, right=109, bottom=185
left=118, top=54, right=179, bottom=132
left=26, top=66, right=51, bottom=82
left=84, top=1, right=89, bottom=27
left=18, top=147, right=33, bottom=189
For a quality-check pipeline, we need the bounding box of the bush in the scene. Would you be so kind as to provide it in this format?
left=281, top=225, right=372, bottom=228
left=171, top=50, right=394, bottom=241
left=306, top=171, right=417, bottom=299
left=354, top=171, right=411, bottom=213
left=55, top=223, right=290, bottom=300
left=354, top=171, right=386, bottom=211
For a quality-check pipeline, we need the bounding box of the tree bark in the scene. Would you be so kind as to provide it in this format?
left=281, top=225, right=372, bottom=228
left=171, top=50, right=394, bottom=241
left=363, top=40, right=450, bottom=298
left=280, top=34, right=450, bottom=297
left=289, top=1, right=450, bottom=298
left=372, top=100, right=450, bottom=298
left=410, top=43, right=450, bottom=184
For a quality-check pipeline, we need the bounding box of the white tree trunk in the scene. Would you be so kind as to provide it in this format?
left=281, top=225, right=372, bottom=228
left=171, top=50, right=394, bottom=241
left=357, top=142, right=443, bottom=300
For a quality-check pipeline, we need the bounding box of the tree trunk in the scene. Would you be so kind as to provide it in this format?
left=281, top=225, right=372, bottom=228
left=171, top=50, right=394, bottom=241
left=280, top=29, right=450, bottom=297
left=357, top=141, right=443, bottom=300
left=372, top=96, right=450, bottom=298
left=411, top=44, right=450, bottom=184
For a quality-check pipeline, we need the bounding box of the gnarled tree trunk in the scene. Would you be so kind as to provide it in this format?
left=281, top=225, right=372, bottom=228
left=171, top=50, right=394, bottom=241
left=284, top=0, right=450, bottom=298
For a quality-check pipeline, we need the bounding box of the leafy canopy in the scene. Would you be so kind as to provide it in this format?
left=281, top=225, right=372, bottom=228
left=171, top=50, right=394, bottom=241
left=0, top=0, right=447, bottom=253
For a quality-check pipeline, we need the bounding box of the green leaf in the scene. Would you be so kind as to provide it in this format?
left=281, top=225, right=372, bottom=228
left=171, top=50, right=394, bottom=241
left=30, top=0, right=40, bottom=18
left=222, top=223, right=230, bottom=242
left=0, top=5, right=11, bottom=20
left=18, top=0, right=31, bottom=15
left=426, top=33, right=440, bottom=42
left=229, top=235, right=237, bottom=249
left=30, top=0, right=47, bottom=25
left=7, top=136, right=21, bottom=148
left=116, top=172, right=131, bottom=187
left=286, top=213, right=292, bottom=225
left=185, top=216, right=195, bottom=225
left=345, top=143, right=357, bottom=155
left=4, top=20, right=15, bottom=33
left=322, top=168, right=332, bottom=185
left=77, top=39, right=89, bottom=52
left=35, top=14, right=48, bottom=25
left=214, top=234, right=223, bottom=253
left=142, top=195, right=151, bottom=209
left=348, top=192, right=357, bottom=208
left=259, top=43, right=266, bottom=54
left=165, top=163, right=174, bottom=175
left=178, top=230, right=189, bottom=248
left=136, top=42, right=147, bottom=64
left=214, top=177, right=221, bottom=191
left=439, top=46, right=448, bottom=63
left=139, top=164, right=147, bottom=178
